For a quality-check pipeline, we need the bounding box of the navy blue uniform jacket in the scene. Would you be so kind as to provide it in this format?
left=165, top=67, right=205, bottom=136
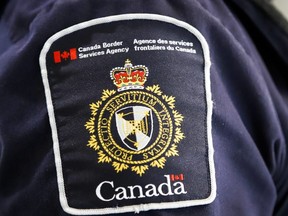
left=0, top=0, right=288, bottom=215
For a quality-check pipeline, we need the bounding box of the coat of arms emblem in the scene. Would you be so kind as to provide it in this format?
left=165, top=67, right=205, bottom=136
left=85, top=60, right=185, bottom=176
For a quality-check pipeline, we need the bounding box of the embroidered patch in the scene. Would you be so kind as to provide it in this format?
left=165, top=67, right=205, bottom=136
left=40, top=14, right=215, bottom=215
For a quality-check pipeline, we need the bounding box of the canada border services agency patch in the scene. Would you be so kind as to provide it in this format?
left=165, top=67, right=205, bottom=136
left=39, top=14, right=216, bottom=215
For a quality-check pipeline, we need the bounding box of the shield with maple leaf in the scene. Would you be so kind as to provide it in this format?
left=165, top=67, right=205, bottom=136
left=115, top=106, right=153, bottom=151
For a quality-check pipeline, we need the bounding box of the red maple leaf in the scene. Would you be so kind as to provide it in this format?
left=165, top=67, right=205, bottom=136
left=61, top=51, right=70, bottom=60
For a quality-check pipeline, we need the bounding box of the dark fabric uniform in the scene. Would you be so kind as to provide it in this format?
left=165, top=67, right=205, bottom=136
left=0, top=0, right=288, bottom=215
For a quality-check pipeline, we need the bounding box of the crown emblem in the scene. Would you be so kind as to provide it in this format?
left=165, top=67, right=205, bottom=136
left=110, top=59, right=149, bottom=91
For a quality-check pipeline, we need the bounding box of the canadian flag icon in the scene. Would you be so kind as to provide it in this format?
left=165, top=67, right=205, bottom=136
left=170, top=174, right=184, bottom=181
left=53, top=48, right=77, bottom=63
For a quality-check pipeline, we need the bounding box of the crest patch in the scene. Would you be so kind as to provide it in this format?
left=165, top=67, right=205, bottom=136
left=85, top=60, right=185, bottom=176
left=40, top=14, right=215, bottom=215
